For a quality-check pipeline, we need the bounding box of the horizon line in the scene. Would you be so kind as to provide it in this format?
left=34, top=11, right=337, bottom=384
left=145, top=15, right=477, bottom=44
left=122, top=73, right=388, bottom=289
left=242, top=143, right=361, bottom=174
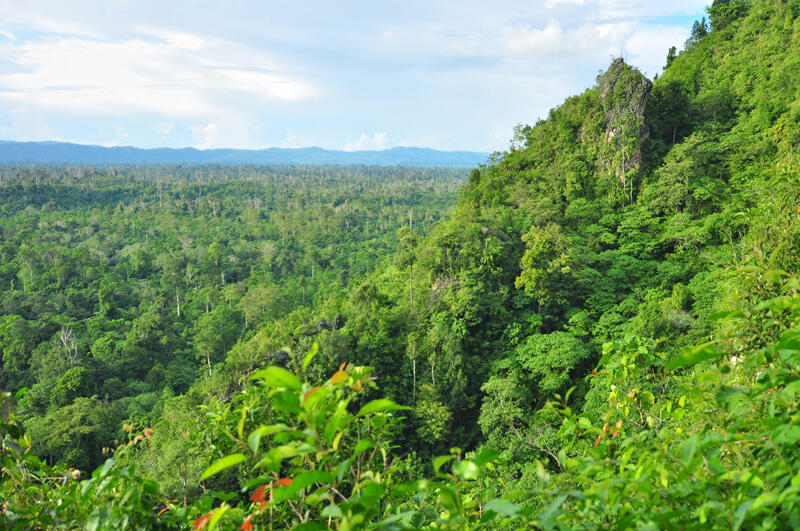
left=0, top=139, right=492, bottom=155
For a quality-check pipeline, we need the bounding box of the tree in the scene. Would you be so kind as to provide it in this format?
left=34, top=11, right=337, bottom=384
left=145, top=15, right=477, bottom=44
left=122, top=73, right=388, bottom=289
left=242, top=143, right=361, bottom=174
left=665, top=46, right=677, bottom=70
left=194, top=305, right=241, bottom=375
left=515, top=223, right=575, bottom=314
left=514, top=332, right=590, bottom=397
left=158, top=251, right=187, bottom=317
left=708, top=0, right=748, bottom=31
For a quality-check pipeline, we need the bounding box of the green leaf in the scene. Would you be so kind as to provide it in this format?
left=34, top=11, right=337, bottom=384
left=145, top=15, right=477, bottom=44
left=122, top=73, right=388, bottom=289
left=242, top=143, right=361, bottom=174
left=764, top=269, right=789, bottom=283
left=679, top=436, right=697, bottom=466
left=577, top=417, right=592, bottom=430
left=249, top=366, right=302, bottom=390
left=780, top=379, right=800, bottom=400
left=356, top=398, right=410, bottom=417
left=473, top=448, right=500, bottom=466
left=208, top=504, right=229, bottom=531
left=666, top=342, right=723, bottom=370
left=302, top=342, right=319, bottom=372
left=200, top=454, right=247, bottom=482
left=752, top=492, right=778, bottom=510
left=433, top=455, right=456, bottom=475
left=352, top=439, right=375, bottom=456
left=708, top=310, right=745, bottom=321
left=453, top=460, right=479, bottom=480
left=733, top=500, right=753, bottom=531
left=321, top=503, right=343, bottom=518
left=248, top=428, right=262, bottom=455
left=483, top=498, right=520, bottom=517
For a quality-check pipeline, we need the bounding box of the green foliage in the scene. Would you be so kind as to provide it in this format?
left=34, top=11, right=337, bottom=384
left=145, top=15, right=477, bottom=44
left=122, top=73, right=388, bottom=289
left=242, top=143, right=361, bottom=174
left=6, top=1, right=800, bottom=527
left=0, top=165, right=464, bottom=468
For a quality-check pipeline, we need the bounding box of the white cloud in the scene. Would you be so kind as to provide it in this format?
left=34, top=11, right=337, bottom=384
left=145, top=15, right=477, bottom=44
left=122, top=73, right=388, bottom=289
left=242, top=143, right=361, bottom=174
left=545, top=0, right=585, bottom=7
left=0, top=30, right=319, bottom=148
left=343, top=132, right=389, bottom=151
left=150, top=121, right=174, bottom=135
left=624, top=24, right=690, bottom=76
left=191, top=123, right=218, bottom=149
left=0, top=33, right=317, bottom=116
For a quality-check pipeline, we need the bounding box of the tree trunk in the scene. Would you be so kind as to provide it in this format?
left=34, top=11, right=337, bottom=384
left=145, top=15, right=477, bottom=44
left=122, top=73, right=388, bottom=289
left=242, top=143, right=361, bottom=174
left=409, top=263, right=413, bottom=306
left=412, top=355, right=416, bottom=401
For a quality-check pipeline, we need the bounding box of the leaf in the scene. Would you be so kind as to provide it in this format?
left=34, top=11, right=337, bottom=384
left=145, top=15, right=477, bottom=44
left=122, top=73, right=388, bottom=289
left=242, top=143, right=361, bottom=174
left=752, top=492, right=778, bottom=510
left=352, top=439, right=375, bottom=456
left=193, top=512, right=214, bottom=530
left=453, top=459, right=479, bottom=480
left=733, top=501, right=753, bottom=531
left=772, top=424, right=800, bottom=446
left=433, top=455, right=456, bottom=475
left=208, top=504, right=230, bottom=531
left=321, top=504, right=342, bottom=518
left=249, top=366, right=301, bottom=390
left=200, top=454, right=247, bottom=482
left=708, top=310, right=745, bottom=321
left=332, top=432, right=343, bottom=450
left=679, top=436, right=697, bottom=466
left=483, top=498, right=520, bottom=517
left=250, top=484, right=268, bottom=503
left=764, top=269, right=789, bottom=283
left=577, top=417, right=592, bottom=430
left=666, top=342, right=723, bottom=370
left=272, top=471, right=332, bottom=503
left=302, top=342, right=319, bottom=371
left=473, top=448, right=500, bottom=466
left=330, top=369, right=349, bottom=384
left=248, top=429, right=262, bottom=455
left=356, top=398, right=410, bottom=417
left=780, top=379, right=800, bottom=400
left=301, top=387, right=322, bottom=407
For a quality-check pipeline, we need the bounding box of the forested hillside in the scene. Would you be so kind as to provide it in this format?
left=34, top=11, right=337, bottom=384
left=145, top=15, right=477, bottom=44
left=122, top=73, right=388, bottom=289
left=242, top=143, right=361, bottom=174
left=4, top=0, right=800, bottom=528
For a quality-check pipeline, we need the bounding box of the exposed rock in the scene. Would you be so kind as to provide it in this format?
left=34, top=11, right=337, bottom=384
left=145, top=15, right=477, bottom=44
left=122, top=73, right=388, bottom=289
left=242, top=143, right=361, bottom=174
left=597, top=58, right=653, bottom=197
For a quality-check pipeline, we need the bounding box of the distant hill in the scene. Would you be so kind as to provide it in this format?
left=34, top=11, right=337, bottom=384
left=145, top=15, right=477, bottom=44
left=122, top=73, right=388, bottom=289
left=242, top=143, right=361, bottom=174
left=0, top=140, right=488, bottom=167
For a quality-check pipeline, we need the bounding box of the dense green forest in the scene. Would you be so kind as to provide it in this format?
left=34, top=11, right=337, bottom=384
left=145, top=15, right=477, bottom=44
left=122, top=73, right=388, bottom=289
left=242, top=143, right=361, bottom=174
left=0, top=165, right=464, bottom=470
left=4, top=0, right=800, bottom=528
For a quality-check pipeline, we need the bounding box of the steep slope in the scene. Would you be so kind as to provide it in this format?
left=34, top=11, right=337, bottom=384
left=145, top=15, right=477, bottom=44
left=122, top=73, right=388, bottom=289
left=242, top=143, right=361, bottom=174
left=174, top=0, right=800, bottom=466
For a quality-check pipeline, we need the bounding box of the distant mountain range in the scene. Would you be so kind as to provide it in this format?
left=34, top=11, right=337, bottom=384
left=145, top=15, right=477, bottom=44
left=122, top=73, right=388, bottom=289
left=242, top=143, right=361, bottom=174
left=0, top=140, right=489, bottom=167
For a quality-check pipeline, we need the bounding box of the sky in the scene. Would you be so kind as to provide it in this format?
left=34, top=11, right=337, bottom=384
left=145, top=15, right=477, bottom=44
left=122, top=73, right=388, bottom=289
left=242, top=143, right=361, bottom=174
left=0, top=0, right=708, bottom=153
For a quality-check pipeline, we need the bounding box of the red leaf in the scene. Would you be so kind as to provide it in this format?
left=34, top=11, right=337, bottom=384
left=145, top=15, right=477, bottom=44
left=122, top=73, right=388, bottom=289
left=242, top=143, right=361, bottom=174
left=273, top=477, right=293, bottom=487
left=240, top=515, right=254, bottom=530
left=250, top=484, right=268, bottom=503
left=193, top=512, right=214, bottom=530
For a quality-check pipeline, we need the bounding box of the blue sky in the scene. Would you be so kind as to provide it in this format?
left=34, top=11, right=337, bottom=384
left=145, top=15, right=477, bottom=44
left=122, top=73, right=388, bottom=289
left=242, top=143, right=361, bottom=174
left=0, top=0, right=708, bottom=152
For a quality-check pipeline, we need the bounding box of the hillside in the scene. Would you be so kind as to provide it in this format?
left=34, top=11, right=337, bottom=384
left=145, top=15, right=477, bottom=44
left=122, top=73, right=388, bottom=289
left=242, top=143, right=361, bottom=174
left=0, top=141, right=488, bottom=167
left=4, top=0, right=800, bottom=528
